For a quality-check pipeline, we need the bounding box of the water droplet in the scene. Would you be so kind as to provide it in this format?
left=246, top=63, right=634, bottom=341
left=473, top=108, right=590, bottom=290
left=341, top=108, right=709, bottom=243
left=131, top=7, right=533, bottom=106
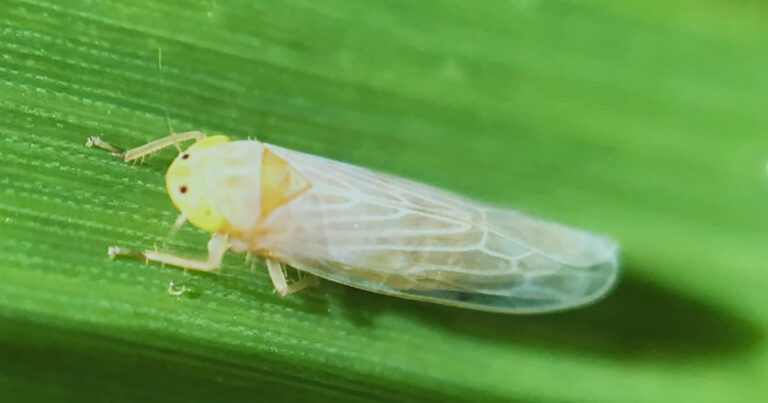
left=167, top=280, right=202, bottom=298
left=167, top=280, right=186, bottom=296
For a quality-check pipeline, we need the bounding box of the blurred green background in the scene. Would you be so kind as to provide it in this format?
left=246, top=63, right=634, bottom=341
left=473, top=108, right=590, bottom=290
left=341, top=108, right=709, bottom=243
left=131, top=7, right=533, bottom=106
left=1, top=0, right=767, bottom=401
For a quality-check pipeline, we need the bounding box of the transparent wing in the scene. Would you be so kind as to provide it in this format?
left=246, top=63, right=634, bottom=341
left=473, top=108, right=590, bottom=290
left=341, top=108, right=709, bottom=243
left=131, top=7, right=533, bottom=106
left=259, top=144, right=620, bottom=313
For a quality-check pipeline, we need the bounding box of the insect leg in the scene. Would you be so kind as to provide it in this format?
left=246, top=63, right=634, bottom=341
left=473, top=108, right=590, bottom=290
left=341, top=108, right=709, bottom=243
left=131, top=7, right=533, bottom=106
left=85, top=131, right=206, bottom=162
left=108, top=233, right=228, bottom=272
left=265, top=259, right=318, bottom=296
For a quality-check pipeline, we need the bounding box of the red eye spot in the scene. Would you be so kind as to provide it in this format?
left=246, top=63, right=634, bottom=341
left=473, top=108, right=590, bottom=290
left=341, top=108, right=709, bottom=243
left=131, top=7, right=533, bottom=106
left=181, top=153, right=190, bottom=160
left=179, top=186, right=188, bottom=194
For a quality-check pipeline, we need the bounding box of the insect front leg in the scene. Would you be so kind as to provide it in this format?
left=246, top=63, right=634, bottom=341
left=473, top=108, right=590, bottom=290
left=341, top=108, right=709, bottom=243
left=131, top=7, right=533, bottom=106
left=85, top=131, right=206, bottom=162
left=109, top=233, right=229, bottom=272
left=265, top=259, right=318, bottom=296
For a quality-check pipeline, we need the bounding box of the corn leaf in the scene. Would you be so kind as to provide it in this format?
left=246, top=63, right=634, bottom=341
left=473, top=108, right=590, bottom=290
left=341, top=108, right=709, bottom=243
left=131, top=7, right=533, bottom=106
left=1, top=0, right=766, bottom=401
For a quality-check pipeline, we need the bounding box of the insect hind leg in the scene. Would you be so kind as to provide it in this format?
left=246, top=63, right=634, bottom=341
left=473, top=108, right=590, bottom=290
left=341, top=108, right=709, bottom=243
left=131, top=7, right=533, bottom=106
left=266, top=259, right=318, bottom=296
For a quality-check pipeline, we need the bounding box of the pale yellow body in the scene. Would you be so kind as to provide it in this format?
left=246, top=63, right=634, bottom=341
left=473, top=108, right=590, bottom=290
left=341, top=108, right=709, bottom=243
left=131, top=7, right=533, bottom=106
left=88, top=133, right=620, bottom=313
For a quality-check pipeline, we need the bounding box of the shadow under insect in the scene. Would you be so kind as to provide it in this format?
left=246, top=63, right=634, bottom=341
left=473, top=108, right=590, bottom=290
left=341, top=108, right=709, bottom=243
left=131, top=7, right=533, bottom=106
left=320, top=265, right=762, bottom=361
left=199, top=250, right=761, bottom=361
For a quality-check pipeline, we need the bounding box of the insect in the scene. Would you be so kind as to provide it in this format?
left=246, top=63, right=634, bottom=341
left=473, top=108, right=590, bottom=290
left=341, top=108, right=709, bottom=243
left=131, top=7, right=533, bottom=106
left=86, top=132, right=619, bottom=313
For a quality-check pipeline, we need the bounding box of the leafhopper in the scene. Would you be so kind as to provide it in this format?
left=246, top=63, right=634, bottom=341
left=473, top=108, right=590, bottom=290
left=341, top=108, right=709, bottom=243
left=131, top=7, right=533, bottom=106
left=87, top=132, right=619, bottom=313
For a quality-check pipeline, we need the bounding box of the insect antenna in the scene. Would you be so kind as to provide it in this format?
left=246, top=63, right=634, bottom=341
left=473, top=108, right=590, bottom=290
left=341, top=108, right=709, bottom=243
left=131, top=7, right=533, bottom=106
left=157, top=47, right=177, bottom=143
left=160, top=212, right=188, bottom=249
left=169, top=212, right=188, bottom=236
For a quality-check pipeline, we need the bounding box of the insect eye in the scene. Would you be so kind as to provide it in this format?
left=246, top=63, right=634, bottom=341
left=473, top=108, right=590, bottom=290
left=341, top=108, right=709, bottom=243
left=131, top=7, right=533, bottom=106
left=179, top=185, right=188, bottom=194
left=181, top=153, right=190, bottom=160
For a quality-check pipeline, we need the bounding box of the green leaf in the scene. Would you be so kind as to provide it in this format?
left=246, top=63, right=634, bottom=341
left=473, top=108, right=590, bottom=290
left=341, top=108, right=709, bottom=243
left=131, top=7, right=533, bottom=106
left=1, top=0, right=766, bottom=401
